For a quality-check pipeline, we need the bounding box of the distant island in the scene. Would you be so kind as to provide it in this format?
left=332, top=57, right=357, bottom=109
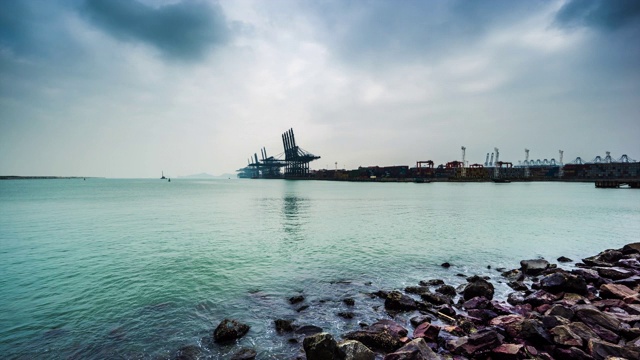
left=178, top=173, right=236, bottom=179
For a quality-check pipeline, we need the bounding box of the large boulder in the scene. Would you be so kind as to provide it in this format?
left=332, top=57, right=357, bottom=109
left=463, top=278, right=495, bottom=300
left=383, top=338, right=440, bottom=360
left=540, top=272, right=588, bottom=295
left=274, top=319, right=294, bottom=332
left=520, top=259, right=550, bottom=275
left=338, top=340, right=375, bottom=360
left=213, top=319, right=250, bottom=343
left=303, top=333, right=345, bottom=360
left=573, top=305, right=621, bottom=332
left=588, top=338, right=640, bottom=360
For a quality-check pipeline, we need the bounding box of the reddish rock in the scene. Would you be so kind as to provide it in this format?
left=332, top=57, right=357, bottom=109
left=599, top=283, right=636, bottom=299
left=343, top=320, right=407, bottom=352
left=573, top=305, right=621, bottom=332
left=384, top=338, right=440, bottom=360
left=413, top=322, right=440, bottom=342
left=450, top=329, right=504, bottom=357
left=463, top=296, right=491, bottom=310
left=492, top=343, right=524, bottom=359
left=553, top=346, right=594, bottom=360
left=549, top=325, right=583, bottom=347
left=524, top=290, right=559, bottom=307
left=489, top=315, right=525, bottom=339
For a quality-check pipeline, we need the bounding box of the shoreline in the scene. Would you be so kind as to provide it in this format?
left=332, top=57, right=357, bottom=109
left=197, top=243, right=640, bottom=359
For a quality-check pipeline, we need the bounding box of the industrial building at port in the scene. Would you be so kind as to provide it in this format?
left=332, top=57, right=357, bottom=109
left=237, top=129, right=639, bottom=184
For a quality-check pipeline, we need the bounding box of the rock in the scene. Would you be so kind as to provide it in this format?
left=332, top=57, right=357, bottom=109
left=507, top=292, right=525, bottom=305
left=622, top=242, right=640, bottom=254
left=296, top=305, right=310, bottom=312
left=405, top=286, right=431, bottom=295
left=520, top=259, right=550, bottom=275
left=173, top=345, right=202, bottom=360
left=338, top=340, right=375, bottom=360
left=542, top=315, right=570, bottom=329
left=384, top=338, right=440, bottom=360
left=489, top=315, right=525, bottom=339
left=553, top=346, right=594, bottom=360
left=463, top=296, right=491, bottom=310
left=599, top=283, right=637, bottom=300
left=213, top=319, right=250, bottom=343
left=343, top=320, right=407, bottom=352
left=420, top=291, right=451, bottom=305
left=588, top=338, right=640, bottom=360
left=413, top=322, right=440, bottom=342
left=463, top=278, right=495, bottom=300
left=410, top=315, right=433, bottom=327
left=467, top=308, right=498, bottom=324
left=289, top=295, right=305, bottom=304
left=540, top=272, right=588, bottom=295
left=549, top=325, right=583, bottom=346
left=274, top=319, right=294, bottom=332
left=545, top=304, right=575, bottom=319
left=524, top=290, right=559, bottom=307
left=385, top=291, right=418, bottom=311
left=450, top=329, right=504, bottom=356
left=303, top=333, right=345, bottom=360
left=295, top=325, right=324, bottom=336
left=372, top=290, right=389, bottom=299
left=231, top=348, right=257, bottom=360
left=441, top=262, right=451, bottom=268
left=338, top=312, right=355, bottom=319
left=573, top=305, right=621, bottom=332
left=435, top=285, right=457, bottom=297
left=595, top=267, right=634, bottom=280
left=507, top=281, right=528, bottom=291
left=492, top=343, right=525, bottom=359
left=419, top=279, right=444, bottom=286
left=518, top=319, right=553, bottom=344
left=502, top=269, right=524, bottom=281
left=558, top=256, right=573, bottom=263
left=583, top=250, right=624, bottom=267
left=567, top=321, right=600, bottom=343
left=344, top=298, right=355, bottom=306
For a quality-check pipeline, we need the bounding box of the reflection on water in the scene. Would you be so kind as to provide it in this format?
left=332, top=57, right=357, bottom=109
left=282, top=183, right=309, bottom=241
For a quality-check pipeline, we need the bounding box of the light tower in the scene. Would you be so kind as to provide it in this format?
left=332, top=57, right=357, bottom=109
left=461, top=146, right=466, bottom=177
left=525, top=148, right=530, bottom=178
left=494, top=147, right=500, bottom=179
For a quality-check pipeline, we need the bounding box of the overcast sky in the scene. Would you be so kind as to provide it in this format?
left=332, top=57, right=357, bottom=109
left=1, top=0, right=639, bottom=177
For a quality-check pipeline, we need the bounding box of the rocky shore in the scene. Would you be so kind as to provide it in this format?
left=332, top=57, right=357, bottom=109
left=186, top=243, right=640, bottom=359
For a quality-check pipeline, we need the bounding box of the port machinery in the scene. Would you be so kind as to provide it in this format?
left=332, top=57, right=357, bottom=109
left=236, top=128, right=320, bottom=179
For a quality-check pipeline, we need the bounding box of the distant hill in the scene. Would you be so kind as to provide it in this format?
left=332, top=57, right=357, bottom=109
left=178, top=173, right=235, bottom=179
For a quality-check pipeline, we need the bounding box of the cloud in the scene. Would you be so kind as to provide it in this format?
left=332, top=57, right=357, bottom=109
left=555, top=0, right=640, bottom=30
left=80, top=0, right=231, bottom=60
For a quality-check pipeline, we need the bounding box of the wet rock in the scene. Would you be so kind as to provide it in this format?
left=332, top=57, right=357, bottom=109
left=405, top=286, right=431, bottom=295
left=507, top=281, right=528, bottom=291
left=231, top=348, right=257, bottom=360
left=540, top=271, right=588, bottom=295
left=385, top=291, right=418, bottom=311
left=549, top=325, right=583, bottom=346
left=595, top=266, right=634, bottom=280
left=213, top=319, right=250, bottom=343
left=463, top=277, right=495, bottom=300
left=502, top=269, right=524, bottom=281
left=507, top=292, right=525, bottom=305
left=520, top=259, right=550, bottom=275
left=622, top=242, right=640, bottom=254
left=435, top=285, right=457, bottom=297
left=343, top=320, right=407, bottom=352
left=567, top=321, right=600, bottom=343
left=413, top=322, right=440, bottom=342
left=372, top=290, right=389, bottom=299
left=467, top=308, right=498, bottom=324
left=338, top=312, right=355, bottom=319
left=441, top=262, right=451, bottom=268
left=344, top=298, right=355, bottom=306
left=571, top=268, right=604, bottom=286
left=450, top=328, right=504, bottom=357
left=489, top=315, right=525, bottom=339
left=295, top=325, right=324, bottom=336
left=518, top=319, right=553, bottom=344
left=289, top=295, right=305, bottom=304
left=616, top=258, right=640, bottom=269
left=558, top=256, right=573, bottom=263
left=542, top=315, right=570, bottom=329
left=463, top=296, right=491, bottom=310
left=384, top=338, right=440, bottom=360
left=296, top=305, right=310, bottom=312
left=420, top=291, right=451, bottom=306
left=173, top=345, right=202, bottom=360
left=524, top=290, right=558, bottom=307
left=588, top=338, right=640, bottom=360
left=419, top=279, right=444, bottom=286
left=303, top=332, right=345, bottom=360
left=410, top=315, right=433, bottom=327
left=274, top=319, right=294, bottom=333
left=338, top=340, right=375, bottom=360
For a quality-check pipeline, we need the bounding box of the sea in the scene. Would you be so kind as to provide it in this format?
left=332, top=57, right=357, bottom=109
left=1, top=178, right=638, bottom=359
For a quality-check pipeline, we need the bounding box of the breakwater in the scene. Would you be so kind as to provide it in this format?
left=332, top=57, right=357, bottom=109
left=198, top=242, right=640, bottom=359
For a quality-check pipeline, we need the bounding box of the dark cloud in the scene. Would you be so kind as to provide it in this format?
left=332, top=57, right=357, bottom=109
left=555, top=0, right=640, bottom=30
left=81, top=0, right=230, bottom=60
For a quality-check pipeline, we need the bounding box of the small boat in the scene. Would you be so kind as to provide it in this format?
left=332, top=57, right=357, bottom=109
left=492, top=178, right=511, bottom=183
left=161, top=171, right=166, bottom=179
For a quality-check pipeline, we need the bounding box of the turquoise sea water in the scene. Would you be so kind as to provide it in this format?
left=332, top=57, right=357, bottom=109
left=1, top=179, right=639, bottom=358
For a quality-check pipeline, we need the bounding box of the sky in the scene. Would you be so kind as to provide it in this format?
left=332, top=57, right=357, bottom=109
left=1, top=0, right=639, bottom=178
